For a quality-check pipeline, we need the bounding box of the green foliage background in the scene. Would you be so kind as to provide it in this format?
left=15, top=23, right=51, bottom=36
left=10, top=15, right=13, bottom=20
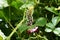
left=0, top=0, right=60, bottom=40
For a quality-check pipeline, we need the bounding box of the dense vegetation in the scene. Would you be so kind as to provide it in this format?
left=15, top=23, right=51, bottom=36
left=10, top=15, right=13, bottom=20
left=0, top=0, right=60, bottom=40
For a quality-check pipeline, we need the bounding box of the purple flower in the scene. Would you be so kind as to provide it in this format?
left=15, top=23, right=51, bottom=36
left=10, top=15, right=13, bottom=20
left=27, top=27, right=39, bottom=34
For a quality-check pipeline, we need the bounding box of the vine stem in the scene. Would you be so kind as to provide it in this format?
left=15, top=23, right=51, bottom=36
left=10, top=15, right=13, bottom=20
left=6, top=18, right=25, bottom=40
left=6, top=9, right=26, bottom=40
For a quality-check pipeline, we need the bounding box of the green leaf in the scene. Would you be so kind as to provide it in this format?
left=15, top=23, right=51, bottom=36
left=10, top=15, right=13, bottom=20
left=45, top=28, right=52, bottom=32
left=0, top=11, right=4, bottom=18
left=11, top=1, right=18, bottom=9
left=28, top=24, right=37, bottom=29
left=20, top=2, right=34, bottom=9
left=35, top=17, right=47, bottom=27
left=45, top=6, right=60, bottom=16
left=11, top=1, right=22, bottom=9
left=0, top=36, right=3, bottom=40
left=52, top=16, right=60, bottom=26
left=18, top=24, right=28, bottom=33
left=46, top=23, right=55, bottom=29
left=53, top=27, right=60, bottom=36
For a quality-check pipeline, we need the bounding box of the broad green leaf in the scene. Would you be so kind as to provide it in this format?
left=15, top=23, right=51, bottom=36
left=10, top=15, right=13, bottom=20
left=11, top=1, right=23, bottom=9
left=52, top=16, right=60, bottom=26
left=45, top=28, right=52, bottom=32
left=46, top=23, right=55, bottom=29
left=11, top=1, right=18, bottom=9
left=53, top=27, right=60, bottom=36
left=45, top=6, right=60, bottom=16
left=0, top=36, right=3, bottom=40
left=18, top=24, right=28, bottom=33
left=35, top=17, right=47, bottom=27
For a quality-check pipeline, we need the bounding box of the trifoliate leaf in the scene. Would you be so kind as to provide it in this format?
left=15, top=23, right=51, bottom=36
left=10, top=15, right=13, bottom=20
left=45, top=28, right=52, bottom=32
left=35, top=17, right=47, bottom=27
left=53, top=27, right=60, bottom=36
left=52, top=16, right=60, bottom=26
left=46, top=23, right=55, bottom=29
